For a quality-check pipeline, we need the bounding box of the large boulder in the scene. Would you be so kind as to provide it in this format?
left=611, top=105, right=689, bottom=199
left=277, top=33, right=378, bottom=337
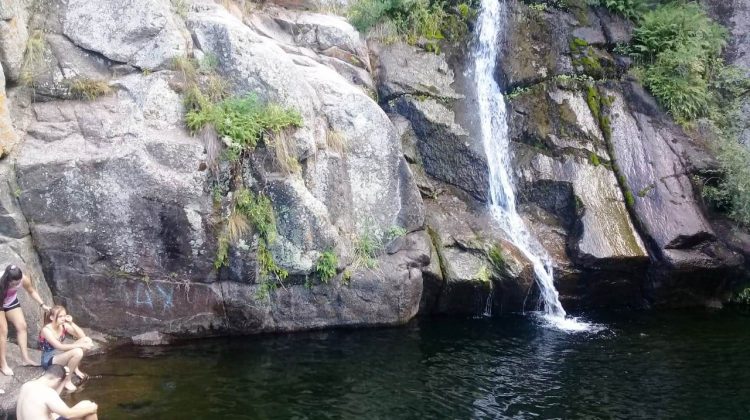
left=423, top=192, right=535, bottom=315
left=62, top=0, right=188, bottom=70
left=602, top=83, right=743, bottom=304
left=221, top=231, right=429, bottom=333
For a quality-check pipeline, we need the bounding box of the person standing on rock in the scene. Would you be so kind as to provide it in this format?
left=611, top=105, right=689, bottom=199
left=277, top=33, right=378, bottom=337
left=16, top=364, right=99, bottom=420
left=40, top=305, right=93, bottom=391
left=0, top=264, right=51, bottom=375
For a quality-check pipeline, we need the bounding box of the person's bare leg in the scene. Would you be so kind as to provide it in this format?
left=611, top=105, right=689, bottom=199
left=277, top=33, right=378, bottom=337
left=0, top=313, right=12, bottom=376
left=83, top=413, right=98, bottom=420
left=5, top=308, right=38, bottom=366
left=53, top=348, right=83, bottom=391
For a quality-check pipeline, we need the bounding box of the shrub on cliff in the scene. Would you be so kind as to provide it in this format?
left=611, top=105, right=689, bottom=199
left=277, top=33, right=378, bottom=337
left=629, top=3, right=727, bottom=122
left=186, top=94, right=303, bottom=161
left=348, top=0, right=473, bottom=49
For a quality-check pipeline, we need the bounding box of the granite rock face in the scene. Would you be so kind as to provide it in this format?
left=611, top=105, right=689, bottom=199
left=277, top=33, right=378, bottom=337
left=8, top=0, right=427, bottom=337
left=63, top=0, right=188, bottom=70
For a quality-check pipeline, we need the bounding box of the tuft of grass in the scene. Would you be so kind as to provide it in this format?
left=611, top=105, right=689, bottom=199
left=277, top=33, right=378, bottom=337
left=171, top=55, right=199, bottom=83
left=315, top=250, right=338, bottom=283
left=68, top=78, right=112, bottom=101
left=384, top=225, right=407, bottom=242
left=20, top=30, right=47, bottom=87
left=226, top=210, right=250, bottom=243
left=267, top=130, right=301, bottom=174
left=732, top=287, right=750, bottom=305
left=204, top=74, right=229, bottom=102
left=353, top=224, right=381, bottom=270
left=326, top=130, right=348, bottom=155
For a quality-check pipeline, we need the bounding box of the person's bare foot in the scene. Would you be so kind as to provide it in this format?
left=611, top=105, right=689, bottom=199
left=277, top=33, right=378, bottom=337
left=22, top=358, right=40, bottom=367
left=75, top=369, right=89, bottom=381
left=1, top=365, right=13, bottom=376
left=64, top=381, right=77, bottom=392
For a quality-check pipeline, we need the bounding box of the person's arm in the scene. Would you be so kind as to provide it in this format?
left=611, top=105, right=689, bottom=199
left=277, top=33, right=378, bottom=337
left=41, top=326, right=88, bottom=351
left=46, top=394, right=97, bottom=419
left=63, top=317, right=88, bottom=340
left=21, top=274, right=51, bottom=311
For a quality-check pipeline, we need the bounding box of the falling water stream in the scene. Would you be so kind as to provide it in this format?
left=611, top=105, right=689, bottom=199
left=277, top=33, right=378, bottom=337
left=471, top=0, right=593, bottom=331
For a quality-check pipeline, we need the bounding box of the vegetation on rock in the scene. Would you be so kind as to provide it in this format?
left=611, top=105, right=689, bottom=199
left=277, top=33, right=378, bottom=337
left=172, top=53, right=302, bottom=297
left=609, top=2, right=750, bottom=226
left=186, top=95, right=303, bottom=163
left=68, top=78, right=112, bottom=100
left=348, top=0, right=475, bottom=51
left=19, top=30, right=47, bottom=87
left=315, top=251, right=339, bottom=283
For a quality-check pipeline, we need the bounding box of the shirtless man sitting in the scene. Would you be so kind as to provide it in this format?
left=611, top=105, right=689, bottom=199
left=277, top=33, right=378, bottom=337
left=16, top=364, right=98, bottom=420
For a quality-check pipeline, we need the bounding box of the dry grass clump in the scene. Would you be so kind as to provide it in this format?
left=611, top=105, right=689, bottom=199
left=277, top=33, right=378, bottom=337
left=20, top=30, right=47, bottom=87
left=326, top=130, right=348, bottom=155
left=68, top=78, right=112, bottom=101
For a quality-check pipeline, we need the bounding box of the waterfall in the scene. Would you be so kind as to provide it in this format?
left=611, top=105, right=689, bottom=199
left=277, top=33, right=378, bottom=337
left=471, top=0, right=569, bottom=323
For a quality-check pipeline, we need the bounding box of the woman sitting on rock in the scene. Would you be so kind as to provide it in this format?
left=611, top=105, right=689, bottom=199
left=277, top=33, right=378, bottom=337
left=40, top=305, right=93, bottom=391
left=0, top=264, right=51, bottom=375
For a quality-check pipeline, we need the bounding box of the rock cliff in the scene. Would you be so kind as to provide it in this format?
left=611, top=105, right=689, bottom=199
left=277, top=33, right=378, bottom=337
left=0, top=0, right=747, bottom=339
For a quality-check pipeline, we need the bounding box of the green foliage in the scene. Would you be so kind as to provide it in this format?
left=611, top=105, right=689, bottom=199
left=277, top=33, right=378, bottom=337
left=589, top=152, right=600, bottom=166
left=732, top=287, right=750, bottom=305
left=596, top=0, right=647, bottom=21
left=257, top=241, right=288, bottom=282
left=186, top=95, right=303, bottom=158
left=315, top=251, right=338, bottom=283
left=628, top=3, right=727, bottom=122
left=585, top=84, right=601, bottom=120
left=630, top=4, right=726, bottom=63
left=354, top=225, right=381, bottom=269
left=620, top=2, right=750, bottom=225
left=701, top=137, right=750, bottom=226
left=347, top=0, right=472, bottom=48
left=214, top=234, right=230, bottom=269
left=234, top=188, right=277, bottom=242
left=342, top=269, right=353, bottom=285
left=624, top=189, right=635, bottom=207
left=528, top=3, right=546, bottom=12
left=67, top=78, right=112, bottom=100
left=384, top=225, right=407, bottom=242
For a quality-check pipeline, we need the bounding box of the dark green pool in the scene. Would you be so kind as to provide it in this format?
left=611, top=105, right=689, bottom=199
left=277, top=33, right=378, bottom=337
left=66, top=310, right=750, bottom=419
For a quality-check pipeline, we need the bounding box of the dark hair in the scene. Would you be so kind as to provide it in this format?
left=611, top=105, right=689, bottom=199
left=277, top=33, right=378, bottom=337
left=44, top=364, right=67, bottom=381
left=0, top=265, right=23, bottom=302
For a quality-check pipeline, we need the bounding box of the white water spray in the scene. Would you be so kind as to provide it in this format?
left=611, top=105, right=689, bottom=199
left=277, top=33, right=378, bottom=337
left=471, top=0, right=594, bottom=332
